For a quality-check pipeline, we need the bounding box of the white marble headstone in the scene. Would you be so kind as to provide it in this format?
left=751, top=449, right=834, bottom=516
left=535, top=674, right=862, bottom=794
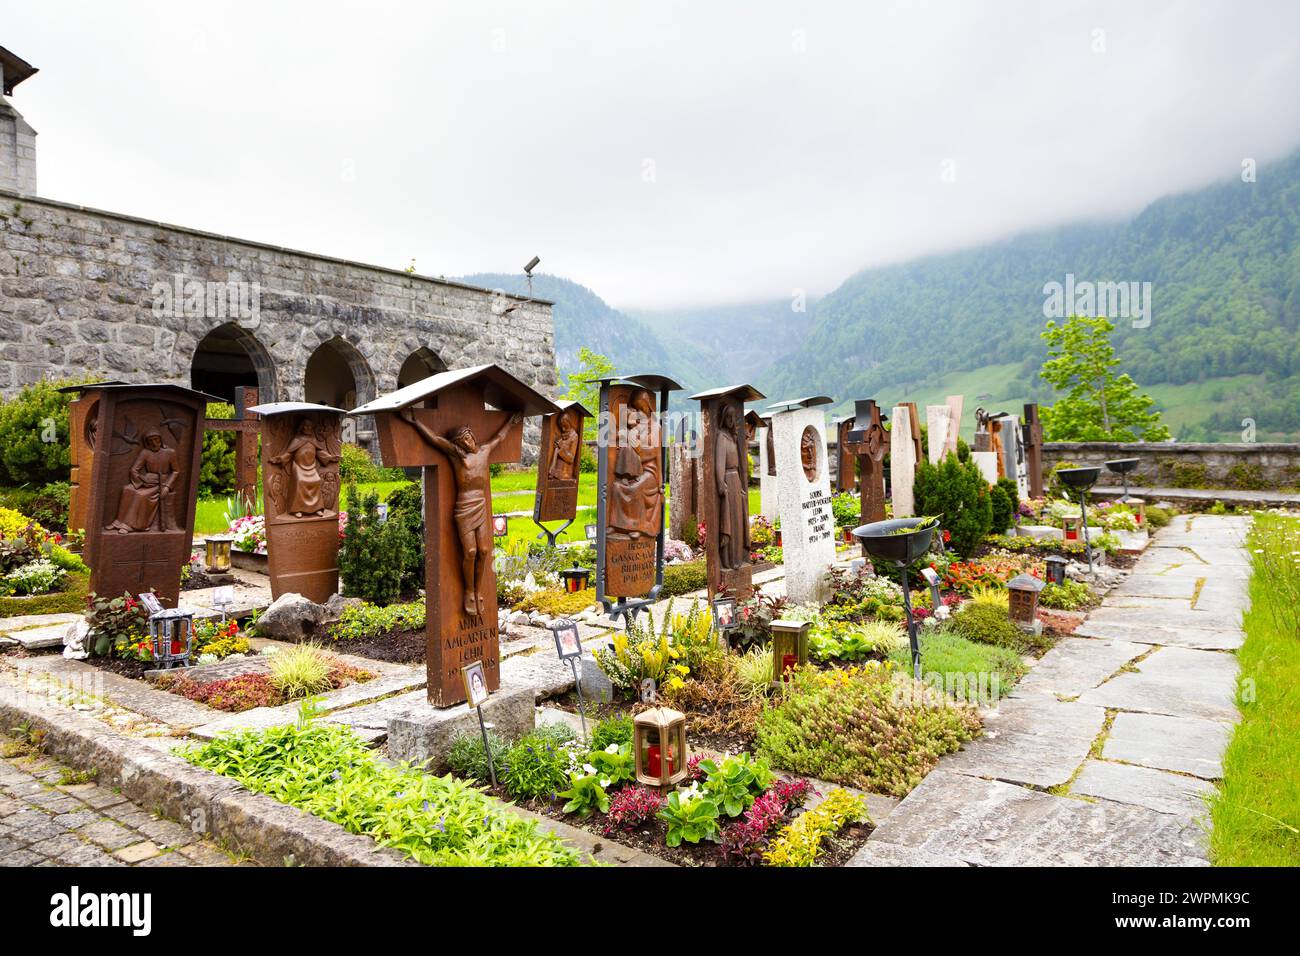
left=890, top=404, right=917, bottom=517
left=944, top=395, right=964, bottom=454
left=771, top=407, right=836, bottom=604
left=757, top=425, right=778, bottom=522
left=925, top=405, right=953, bottom=464
left=971, top=451, right=1000, bottom=484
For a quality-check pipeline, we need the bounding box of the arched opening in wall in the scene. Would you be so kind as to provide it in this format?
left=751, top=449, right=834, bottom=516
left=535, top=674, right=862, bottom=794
left=304, top=337, right=374, bottom=410
left=190, top=323, right=276, bottom=404
left=397, top=347, right=447, bottom=389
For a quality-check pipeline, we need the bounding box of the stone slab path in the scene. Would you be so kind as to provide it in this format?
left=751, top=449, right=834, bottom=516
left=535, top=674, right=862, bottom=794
left=0, top=730, right=247, bottom=867
left=854, top=514, right=1248, bottom=867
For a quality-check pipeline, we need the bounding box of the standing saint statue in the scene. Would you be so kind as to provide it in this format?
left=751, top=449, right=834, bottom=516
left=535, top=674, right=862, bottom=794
left=270, top=419, right=340, bottom=517
left=108, top=430, right=181, bottom=533
left=714, top=404, right=750, bottom=570
left=547, top=409, right=580, bottom=480
left=608, top=389, right=661, bottom=538
left=399, top=407, right=522, bottom=617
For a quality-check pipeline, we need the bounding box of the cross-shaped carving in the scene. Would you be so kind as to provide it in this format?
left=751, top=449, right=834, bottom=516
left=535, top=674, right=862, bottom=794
left=203, top=386, right=261, bottom=507
left=844, top=399, right=887, bottom=524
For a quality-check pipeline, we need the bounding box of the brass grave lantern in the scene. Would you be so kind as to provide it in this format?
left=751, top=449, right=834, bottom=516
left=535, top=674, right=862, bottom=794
left=633, top=706, right=688, bottom=790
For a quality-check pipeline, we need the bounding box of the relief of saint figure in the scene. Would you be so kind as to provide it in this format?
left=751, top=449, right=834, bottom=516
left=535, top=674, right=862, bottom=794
left=270, top=419, right=340, bottom=517
left=547, top=410, right=580, bottom=481
left=715, top=404, right=750, bottom=570
left=800, top=426, right=819, bottom=482
left=400, top=407, right=521, bottom=617
left=607, top=389, right=661, bottom=538
left=108, top=430, right=180, bottom=533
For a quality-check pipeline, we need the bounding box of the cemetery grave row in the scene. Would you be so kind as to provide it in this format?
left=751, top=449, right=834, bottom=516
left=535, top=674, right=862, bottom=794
left=0, top=370, right=1177, bottom=866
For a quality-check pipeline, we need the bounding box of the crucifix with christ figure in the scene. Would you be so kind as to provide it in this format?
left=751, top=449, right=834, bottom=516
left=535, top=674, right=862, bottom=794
left=350, top=365, right=558, bottom=707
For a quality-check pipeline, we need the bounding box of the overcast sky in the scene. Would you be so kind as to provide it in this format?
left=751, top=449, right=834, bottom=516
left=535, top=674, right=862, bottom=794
left=7, top=1, right=1300, bottom=309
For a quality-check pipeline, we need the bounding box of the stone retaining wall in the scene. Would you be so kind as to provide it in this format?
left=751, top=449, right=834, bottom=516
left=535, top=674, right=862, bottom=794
left=1042, top=442, right=1300, bottom=491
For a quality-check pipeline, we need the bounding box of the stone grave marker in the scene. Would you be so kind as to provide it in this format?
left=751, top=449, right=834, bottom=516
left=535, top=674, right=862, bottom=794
left=925, top=404, right=954, bottom=464
left=757, top=416, right=778, bottom=522
left=1023, top=402, right=1045, bottom=498
left=890, top=403, right=918, bottom=517
left=844, top=398, right=887, bottom=524
left=769, top=396, right=836, bottom=604
left=834, top=415, right=857, bottom=492
left=350, top=365, right=558, bottom=707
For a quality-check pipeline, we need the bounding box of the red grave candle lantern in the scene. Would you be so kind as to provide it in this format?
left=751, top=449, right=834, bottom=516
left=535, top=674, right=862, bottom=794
left=770, top=618, right=811, bottom=686
left=634, top=706, right=688, bottom=791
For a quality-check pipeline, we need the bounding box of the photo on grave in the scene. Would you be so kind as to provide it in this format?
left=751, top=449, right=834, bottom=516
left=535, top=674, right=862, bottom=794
left=712, top=596, right=736, bottom=630
left=551, top=620, right=582, bottom=660
left=462, top=660, right=489, bottom=710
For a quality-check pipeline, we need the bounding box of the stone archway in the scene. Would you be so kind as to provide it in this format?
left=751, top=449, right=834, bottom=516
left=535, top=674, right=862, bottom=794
left=304, top=337, right=375, bottom=410
left=397, top=346, right=447, bottom=389
left=190, top=322, right=277, bottom=402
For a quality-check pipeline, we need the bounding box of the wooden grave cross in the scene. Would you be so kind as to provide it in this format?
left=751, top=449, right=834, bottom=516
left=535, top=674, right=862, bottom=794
left=203, top=385, right=261, bottom=508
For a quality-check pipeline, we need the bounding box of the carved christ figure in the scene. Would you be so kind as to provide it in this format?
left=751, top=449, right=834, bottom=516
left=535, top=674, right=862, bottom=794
left=608, top=389, right=661, bottom=538
left=108, top=431, right=181, bottom=533
left=548, top=410, right=580, bottom=480
left=270, top=419, right=340, bottom=517
left=399, top=407, right=522, bottom=617
left=715, top=404, right=750, bottom=570
left=800, top=427, right=819, bottom=482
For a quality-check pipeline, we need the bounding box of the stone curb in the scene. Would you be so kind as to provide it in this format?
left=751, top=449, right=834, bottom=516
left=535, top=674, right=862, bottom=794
left=0, top=683, right=415, bottom=867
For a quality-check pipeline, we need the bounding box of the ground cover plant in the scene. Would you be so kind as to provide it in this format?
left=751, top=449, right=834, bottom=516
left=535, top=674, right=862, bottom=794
left=1210, top=511, right=1300, bottom=866
left=755, top=664, right=981, bottom=797
left=888, top=625, right=1025, bottom=702
left=180, top=717, right=585, bottom=866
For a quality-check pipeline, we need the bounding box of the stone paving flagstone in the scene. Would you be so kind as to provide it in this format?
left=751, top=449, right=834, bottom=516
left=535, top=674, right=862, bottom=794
left=852, top=514, right=1249, bottom=867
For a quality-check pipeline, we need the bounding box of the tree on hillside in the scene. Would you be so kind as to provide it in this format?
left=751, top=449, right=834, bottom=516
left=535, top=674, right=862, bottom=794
left=561, top=347, right=614, bottom=440
left=1039, top=315, right=1171, bottom=442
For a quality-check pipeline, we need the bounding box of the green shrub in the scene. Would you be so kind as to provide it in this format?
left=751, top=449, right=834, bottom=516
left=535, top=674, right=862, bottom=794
left=330, top=600, right=425, bottom=641
left=590, top=715, right=634, bottom=751
left=663, top=559, right=707, bottom=596
left=1144, top=505, right=1173, bottom=529
left=339, top=443, right=405, bottom=483
left=1169, top=460, right=1207, bottom=489
left=447, top=729, right=510, bottom=783
left=338, top=485, right=414, bottom=605
left=0, top=379, right=79, bottom=486
left=199, top=402, right=239, bottom=496
left=502, top=725, right=578, bottom=801
left=913, top=453, right=993, bottom=558
left=180, top=722, right=585, bottom=866
left=951, top=600, right=1039, bottom=651
left=888, top=626, right=1025, bottom=700
left=989, top=483, right=1013, bottom=534
left=680, top=514, right=700, bottom=550
left=1226, top=462, right=1266, bottom=491
left=996, top=476, right=1019, bottom=520
left=831, top=492, right=861, bottom=529
left=755, top=665, right=981, bottom=797
left=0, top=481, right=71, bottom=533
left=1039, top=579, right=1093, bottom=611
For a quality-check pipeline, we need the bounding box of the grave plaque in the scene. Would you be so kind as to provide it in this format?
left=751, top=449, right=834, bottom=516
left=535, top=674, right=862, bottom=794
left=593, top=376, right=681, bottom=616
left=1023, top=403, right=1045, bottom=498
left=533, top=400, right=591, bottom=523
left=249, top=402, right=346, bottom=603
left=890, top=404, right=918, bottom=517
left=350, top=365, right=558, bottom=706
left=844, top=399, right=887, bottom=524
left=690, top=385, right=765, bottom=600
left=769, top=396, right=836, bottom=604
left=82, top=384, right=216, bottom=606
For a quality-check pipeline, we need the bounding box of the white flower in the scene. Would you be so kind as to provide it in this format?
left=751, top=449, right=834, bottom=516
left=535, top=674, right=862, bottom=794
left=599, top=778, right=611, bottom=788
left=582, top=763, right=597, bottom=775
left=605, top=743, right=620, bottom=754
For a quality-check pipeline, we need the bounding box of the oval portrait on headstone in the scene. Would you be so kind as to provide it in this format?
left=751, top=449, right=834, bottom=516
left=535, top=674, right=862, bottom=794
left=800, top=425, right=819, bottom=482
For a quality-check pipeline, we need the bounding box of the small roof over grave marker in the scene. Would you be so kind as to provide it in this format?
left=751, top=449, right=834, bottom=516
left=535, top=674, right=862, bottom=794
left=57, top=380, right=128, bottom=394
left=1007, top=573, right=1047, bottom=593
left=70, top=382, right=224, bottom=404
left=582, top=374, right=684, bottom=392
left=247, top=402, right=348, bottom=417
left=766, top=395, right=833, bottom=414
left=554, top=399, right=593, bottom=418
left=688, top=384, right=766, bottom=403
left=349, top=364, right=559, bottom=417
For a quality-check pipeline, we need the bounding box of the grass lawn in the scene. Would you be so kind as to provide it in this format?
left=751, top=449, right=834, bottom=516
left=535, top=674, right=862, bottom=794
left=889, top=626, right=1026, bottom=702
left=194, top=481, right=412, bottom=535
left=1209, top=512, right=1300, bottom=866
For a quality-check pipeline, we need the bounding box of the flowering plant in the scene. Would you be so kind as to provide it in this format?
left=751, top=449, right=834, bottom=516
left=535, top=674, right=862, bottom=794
left=602, top=786, right=664, bottom=834
left=2, top=558, right=65, bottom=596
left=227, top=514, right=267, bottom=555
